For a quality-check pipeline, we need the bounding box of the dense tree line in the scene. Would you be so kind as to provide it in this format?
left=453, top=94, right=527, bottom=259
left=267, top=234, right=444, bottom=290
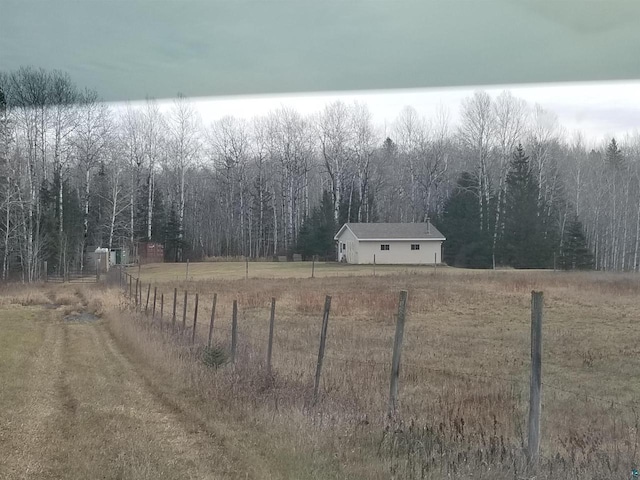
left=0, top=67, right=637, bottom=280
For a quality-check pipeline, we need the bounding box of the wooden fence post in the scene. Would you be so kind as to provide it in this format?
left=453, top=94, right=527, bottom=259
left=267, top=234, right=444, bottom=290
left=311, top=256, right=315, bottom=278
left=160, top=293, right=164, bottom=328
left=182, top=290, right=188, bottom=332
left=43, top=260, right=48, bottom=282
left=129, top=274, right=132, bottom=301
left=172, top=287, right=177, bottom=331
left=528, top=291, right=544, bottom=467
left=207, top=293, right=217, bottom=348
left=145, top=284, right=151, bottom=314
left=139, top=282, right=142, bottom=312
left=96, top=258, right=101, bottom=282
left=152, top=287, right=157, bottom=320
left=388, top=290, right=408, bottom=417
left=373, top=254, right=376, bottom=276
left=135, top=278, right=139, bottom=309
left=186, top=259, right=189, bottom=281
left=231, top=300, right=238, bottom=363
left=245, top=257, right=249, bottom=280
left=434, top=252, right=437, bottom=273
left=191, top=293, right=199, bottom=345
left=267, top=297, right=276, bottom=373
left=313, top=295, right=332, bottom=404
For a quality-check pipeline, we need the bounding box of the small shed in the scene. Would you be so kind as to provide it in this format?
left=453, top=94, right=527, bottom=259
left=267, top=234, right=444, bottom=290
left=95, top=247, right=110, bottom=273
left=334, top=222, right=445, bottom=265
left=138, top=242, right=164, bottom=264
left=109, top=248, right=129, bottom=266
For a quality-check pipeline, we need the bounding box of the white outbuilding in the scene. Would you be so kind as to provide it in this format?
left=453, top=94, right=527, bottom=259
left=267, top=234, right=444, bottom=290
left=334, top=222, right=446, bottom=265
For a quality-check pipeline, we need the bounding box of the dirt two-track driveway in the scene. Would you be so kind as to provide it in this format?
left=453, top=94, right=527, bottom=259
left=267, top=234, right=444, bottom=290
left=0, top=307, right=252, bottom=480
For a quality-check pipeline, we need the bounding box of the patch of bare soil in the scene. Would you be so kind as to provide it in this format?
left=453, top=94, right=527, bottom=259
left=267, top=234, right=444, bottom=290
left=63, top=312, right=99, bottom=322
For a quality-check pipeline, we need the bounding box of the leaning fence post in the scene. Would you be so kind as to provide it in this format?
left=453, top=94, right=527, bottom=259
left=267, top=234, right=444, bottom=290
left=313, top=295, right=332, bottom=404
left=207, top=293, right=217, bottom=348
left=182, top=290, right=188, bottom=332
left=267, top=297, right=276, bottom=373
left=231, top=300, right=238, bottom=363
left=388, top=290, right=408, bottom=417
left=172, top=288, right=177, bottom=331
left=527, top=291, right=544, bottom=467
left=145, top=284, right=151, bottom=314
left=152, top=287, right=157, bottom=320
left=191, top=293, right=199, bottom=345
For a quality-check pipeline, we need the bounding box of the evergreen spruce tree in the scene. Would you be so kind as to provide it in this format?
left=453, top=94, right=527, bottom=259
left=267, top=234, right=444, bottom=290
left=559, top=216, right=593, bottom=270
left=436, top=172, right=492, bottom=268
left=501, top=145, right=545, bottom=268
left=605, top=138, right=623, bottom=169
left=297, top=190, right=337, bottom=260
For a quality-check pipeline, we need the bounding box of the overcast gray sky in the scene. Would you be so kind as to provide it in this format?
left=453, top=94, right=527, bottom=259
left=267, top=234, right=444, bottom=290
left=122, top=81, right=640, bottom=146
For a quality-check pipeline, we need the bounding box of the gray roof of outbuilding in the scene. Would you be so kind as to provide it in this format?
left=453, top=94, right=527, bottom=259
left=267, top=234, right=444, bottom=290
left=336, top=222, right=445, bottom=240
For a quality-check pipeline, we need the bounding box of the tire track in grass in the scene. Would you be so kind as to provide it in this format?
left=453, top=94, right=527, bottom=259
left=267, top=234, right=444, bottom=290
left=1, top=313, right=65, bottom=480
left=3, top=301, right=280, bottom=480
left=101, top=317, right=286, bottom=479
left=95, top=322, right=247, bottom=479
left=54, top=316, right=248, bottom=479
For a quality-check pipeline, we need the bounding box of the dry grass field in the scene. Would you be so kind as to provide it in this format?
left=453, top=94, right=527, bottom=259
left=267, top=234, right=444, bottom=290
left=2, top=264, right=640, bottom=479
left=129, top=259, right=450, bottom=283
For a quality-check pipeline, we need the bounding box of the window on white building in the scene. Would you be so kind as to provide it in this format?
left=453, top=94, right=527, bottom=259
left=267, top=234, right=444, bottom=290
left=380, top=244, right=390, bottom=251
left=411, top=244, right=420, bottom=250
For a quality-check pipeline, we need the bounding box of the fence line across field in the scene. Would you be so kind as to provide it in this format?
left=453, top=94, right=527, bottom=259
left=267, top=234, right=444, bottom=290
left=119, top=275, right=607, bottom=467
left=119, top=270, right=640, bottom=420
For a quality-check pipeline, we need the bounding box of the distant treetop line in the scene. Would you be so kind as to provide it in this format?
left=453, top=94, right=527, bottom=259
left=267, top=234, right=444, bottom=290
left=0, top=67, right=637, bottom=280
